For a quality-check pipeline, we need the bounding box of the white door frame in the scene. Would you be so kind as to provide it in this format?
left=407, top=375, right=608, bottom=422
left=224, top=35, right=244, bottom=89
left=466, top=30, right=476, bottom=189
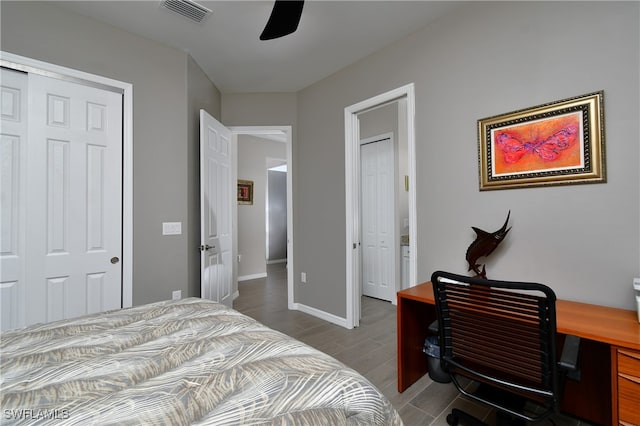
left=345, top=83, right=416, bottom=329
left=0, top=51, right=134, bottom=308
left=230, top=126, right=294, bottom=309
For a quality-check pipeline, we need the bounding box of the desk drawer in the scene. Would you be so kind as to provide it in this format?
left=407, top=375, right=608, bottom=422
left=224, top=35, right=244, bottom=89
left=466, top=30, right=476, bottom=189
left=618, top=374, right=640, bottom=425
left=616, top=348, right=640, bottom=425
left=618, top=348, right=640, bottom=375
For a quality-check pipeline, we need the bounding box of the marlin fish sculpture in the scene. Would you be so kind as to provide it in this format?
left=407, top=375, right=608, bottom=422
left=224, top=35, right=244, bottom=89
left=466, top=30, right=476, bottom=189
left=466, top=211, right=511, bottom=278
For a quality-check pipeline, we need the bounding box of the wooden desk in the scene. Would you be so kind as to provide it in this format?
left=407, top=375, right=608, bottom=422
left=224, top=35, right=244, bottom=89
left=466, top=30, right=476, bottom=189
left=397, top=282, right=640, bottom=426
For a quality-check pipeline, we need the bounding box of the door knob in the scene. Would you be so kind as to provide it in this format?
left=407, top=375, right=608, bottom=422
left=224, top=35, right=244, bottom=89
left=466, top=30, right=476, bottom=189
left=110, top=257, right=120, bottom=264
left=199, top=244, right=215, bottom=252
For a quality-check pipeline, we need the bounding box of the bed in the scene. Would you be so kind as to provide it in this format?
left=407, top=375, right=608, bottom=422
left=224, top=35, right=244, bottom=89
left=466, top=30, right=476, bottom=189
left=0, top=298, right=403, bottom=425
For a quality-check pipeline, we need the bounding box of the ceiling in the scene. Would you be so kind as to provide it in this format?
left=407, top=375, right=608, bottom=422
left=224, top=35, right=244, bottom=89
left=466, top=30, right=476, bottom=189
left=54, top=1, right=463, bottom=93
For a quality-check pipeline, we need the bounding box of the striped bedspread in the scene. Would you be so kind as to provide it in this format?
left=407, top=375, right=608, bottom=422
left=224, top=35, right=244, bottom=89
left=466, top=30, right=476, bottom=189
left=0, top=298, right=402, bottom=425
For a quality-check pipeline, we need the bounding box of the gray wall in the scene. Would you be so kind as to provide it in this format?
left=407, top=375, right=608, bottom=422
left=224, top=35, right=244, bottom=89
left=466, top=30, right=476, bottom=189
left=359, top=104, right=398, bottom=141
left=1, top=1, right=221, bottom=305
left=294, top=1, right=640, bottom=316
left=221, top=93, right=298, bottom=128
left=237, top=135, right=286, bottom=279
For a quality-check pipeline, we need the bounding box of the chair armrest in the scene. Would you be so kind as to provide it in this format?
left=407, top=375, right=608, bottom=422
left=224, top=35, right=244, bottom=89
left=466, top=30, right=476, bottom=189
left=559, top=334, right=581, bottom=381
left=559, top=334, right=580, bottom=370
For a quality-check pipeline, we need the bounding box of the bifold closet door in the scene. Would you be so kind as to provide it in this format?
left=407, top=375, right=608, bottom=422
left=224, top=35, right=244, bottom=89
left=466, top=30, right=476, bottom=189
left=360, top=137, right=395, bottom=302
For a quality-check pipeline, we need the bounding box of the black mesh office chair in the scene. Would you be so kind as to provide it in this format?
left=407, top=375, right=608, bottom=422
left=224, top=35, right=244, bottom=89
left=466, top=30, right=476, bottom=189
left=430, top=271, right=580, bottom=426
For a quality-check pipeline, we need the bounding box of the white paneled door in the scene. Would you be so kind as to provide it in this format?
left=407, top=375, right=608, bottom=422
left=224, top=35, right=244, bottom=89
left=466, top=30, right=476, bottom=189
left=1, top=69, right=28, bottom=330
left=360, top=137, right=395, bottom=302
left=200, top=109, right=234, bottom=307
left=0, top=69, right=123, bottom=330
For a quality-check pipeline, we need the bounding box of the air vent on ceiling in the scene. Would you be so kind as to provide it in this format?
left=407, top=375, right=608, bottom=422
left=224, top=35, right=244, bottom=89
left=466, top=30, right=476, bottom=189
left=160, top=0, right=211, bottom=24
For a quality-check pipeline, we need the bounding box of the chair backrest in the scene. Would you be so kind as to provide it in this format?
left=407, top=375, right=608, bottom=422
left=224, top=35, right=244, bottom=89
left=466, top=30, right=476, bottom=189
left=431, top=271, right=559, bottom=422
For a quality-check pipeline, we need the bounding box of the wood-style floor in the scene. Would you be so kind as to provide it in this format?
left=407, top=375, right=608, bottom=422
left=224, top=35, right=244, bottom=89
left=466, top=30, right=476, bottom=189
left=234, top=264, right=589, bottom=426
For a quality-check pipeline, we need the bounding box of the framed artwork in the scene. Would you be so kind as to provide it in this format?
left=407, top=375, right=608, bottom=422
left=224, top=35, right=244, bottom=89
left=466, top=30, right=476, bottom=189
left=478, top=91, right=605, bottom=190
left=237, top=180, right=254, bottom=205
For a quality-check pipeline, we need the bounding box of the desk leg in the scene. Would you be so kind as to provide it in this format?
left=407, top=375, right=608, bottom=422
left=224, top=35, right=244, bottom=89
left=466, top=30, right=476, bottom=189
left=397, top=297, right=435, bottom=392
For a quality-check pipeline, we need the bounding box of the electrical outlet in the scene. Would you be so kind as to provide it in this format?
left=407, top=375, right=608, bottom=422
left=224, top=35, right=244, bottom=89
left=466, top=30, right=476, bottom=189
left=162, top=222, right=182, bottom=235
left=172, top=290, right=181, bottom=300
left=301, top=272, right=307, bottom=283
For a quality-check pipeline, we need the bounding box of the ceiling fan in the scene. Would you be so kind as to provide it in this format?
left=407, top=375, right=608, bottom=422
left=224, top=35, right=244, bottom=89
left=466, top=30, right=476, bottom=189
left=260, top=0, right=305, bottom=40
left=161, top=0, right=304, bottom=40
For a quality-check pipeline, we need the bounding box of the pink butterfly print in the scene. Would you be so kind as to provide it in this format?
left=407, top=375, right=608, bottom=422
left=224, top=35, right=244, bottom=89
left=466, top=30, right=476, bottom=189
left=495, top=123, right=579, bottom=164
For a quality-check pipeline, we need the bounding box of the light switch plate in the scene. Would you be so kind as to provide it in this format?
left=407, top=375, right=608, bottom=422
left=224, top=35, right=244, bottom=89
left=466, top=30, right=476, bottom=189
left=162, top=222, right=182, bottom=235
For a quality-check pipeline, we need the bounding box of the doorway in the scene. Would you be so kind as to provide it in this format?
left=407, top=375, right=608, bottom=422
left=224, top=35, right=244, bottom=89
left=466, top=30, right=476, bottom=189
left=230, top=127, right=294, bottom=310
left=266, top=160, right=288, bottom=266
left=344, top=84, right=416, bottom=329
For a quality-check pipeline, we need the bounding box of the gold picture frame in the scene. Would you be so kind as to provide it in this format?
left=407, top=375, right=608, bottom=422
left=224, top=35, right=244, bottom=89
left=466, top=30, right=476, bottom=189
left=478, top=91, right=606, bottom=190
left=237, top=180, right=254, bottom=205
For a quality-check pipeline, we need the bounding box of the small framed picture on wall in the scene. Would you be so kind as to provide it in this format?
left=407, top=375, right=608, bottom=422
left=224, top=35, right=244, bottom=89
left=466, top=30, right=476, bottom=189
left=237, top=180, right=254, bottom=205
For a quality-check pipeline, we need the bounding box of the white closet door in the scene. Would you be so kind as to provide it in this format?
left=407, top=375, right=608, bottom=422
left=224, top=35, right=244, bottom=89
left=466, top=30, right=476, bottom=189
left=360, top=137, right=395, bottom=302
left=0, top=70, right=123, bottom=330
left=1, top=69, right=29, bottom=330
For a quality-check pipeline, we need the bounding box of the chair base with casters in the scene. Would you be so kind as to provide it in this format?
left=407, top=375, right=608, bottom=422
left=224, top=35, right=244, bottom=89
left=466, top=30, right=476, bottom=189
left=446, top=383, right=530, bottom=426
left=430, top=271, right=581, bottom=426
left=448, top=407, right=526, bottom=426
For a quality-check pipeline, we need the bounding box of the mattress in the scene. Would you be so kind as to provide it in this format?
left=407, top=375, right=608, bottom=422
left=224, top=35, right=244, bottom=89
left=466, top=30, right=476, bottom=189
left=0, top=298, right=403, bottom=425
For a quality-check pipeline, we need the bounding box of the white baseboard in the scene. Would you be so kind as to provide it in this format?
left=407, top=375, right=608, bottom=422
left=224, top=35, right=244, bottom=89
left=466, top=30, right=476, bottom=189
left=291, top=302, right=348, bottom=329
left=266, top=259, right=287, bottom=265
left=238, top=273, right=268, bottom=282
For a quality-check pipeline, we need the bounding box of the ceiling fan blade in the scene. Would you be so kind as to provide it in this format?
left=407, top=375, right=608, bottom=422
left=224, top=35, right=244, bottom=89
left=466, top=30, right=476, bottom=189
left=260, top=0, right=304, bottom=40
